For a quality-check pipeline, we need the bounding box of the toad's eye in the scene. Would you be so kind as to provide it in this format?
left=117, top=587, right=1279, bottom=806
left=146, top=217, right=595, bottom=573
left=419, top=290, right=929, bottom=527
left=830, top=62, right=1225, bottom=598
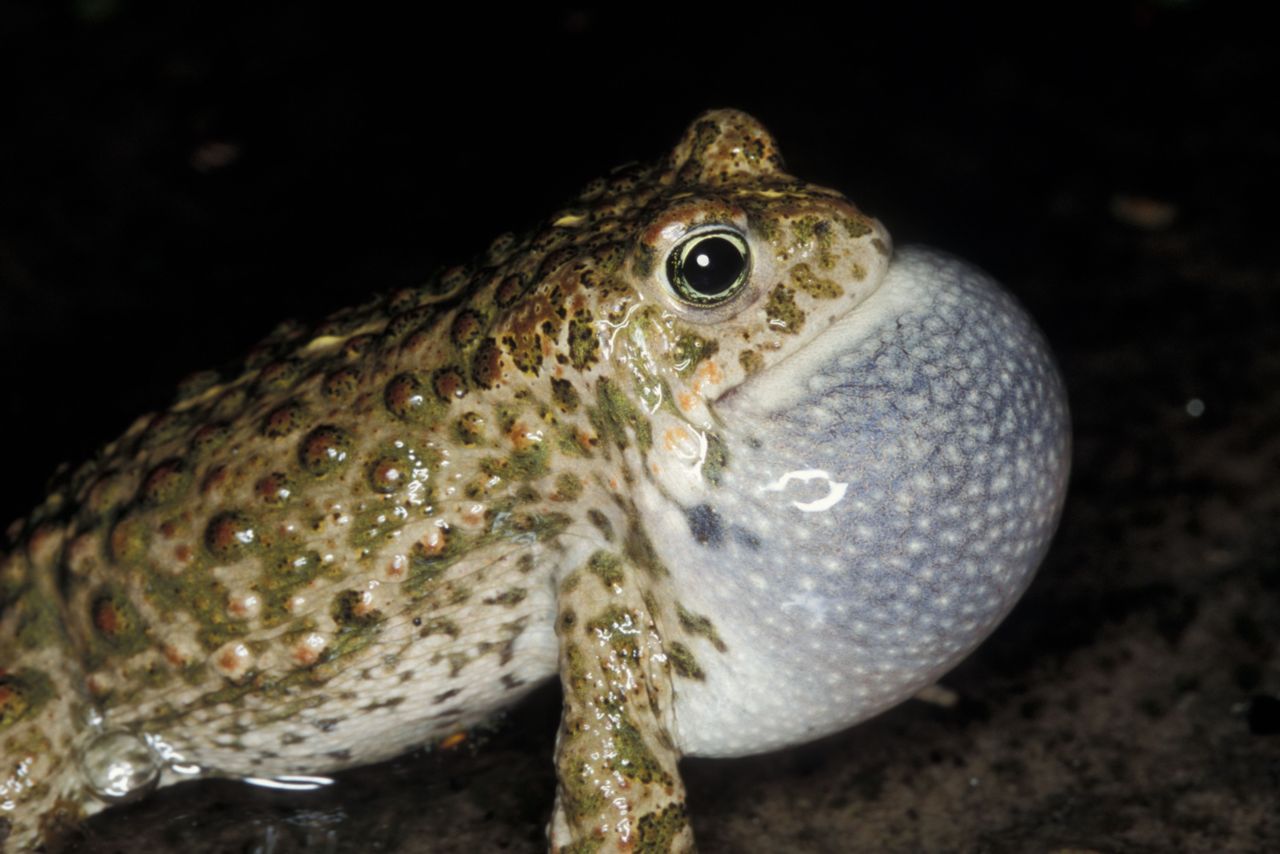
left=665, top=229, right=750, bottom=306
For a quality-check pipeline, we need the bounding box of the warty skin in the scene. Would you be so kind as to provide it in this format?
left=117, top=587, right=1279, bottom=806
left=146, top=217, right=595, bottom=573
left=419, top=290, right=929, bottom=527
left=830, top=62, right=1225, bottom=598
left=0, top=111, right=1068, bottom=852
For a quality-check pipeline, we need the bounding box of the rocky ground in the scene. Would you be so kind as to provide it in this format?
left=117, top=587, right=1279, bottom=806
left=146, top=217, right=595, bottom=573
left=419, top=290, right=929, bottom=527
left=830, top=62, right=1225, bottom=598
left=1, top=5, right=1276, bottom=852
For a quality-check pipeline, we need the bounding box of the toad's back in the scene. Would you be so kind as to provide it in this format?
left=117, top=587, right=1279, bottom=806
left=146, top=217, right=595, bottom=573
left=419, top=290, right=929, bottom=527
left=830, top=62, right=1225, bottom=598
left=1, top=111, right=1067, bottom=853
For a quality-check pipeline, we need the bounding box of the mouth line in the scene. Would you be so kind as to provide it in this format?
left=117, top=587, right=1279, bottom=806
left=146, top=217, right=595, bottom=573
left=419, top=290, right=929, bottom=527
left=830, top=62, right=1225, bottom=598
left=711, top=254, right=917, bottom=416
left=711, top=306, right=855, bottom=410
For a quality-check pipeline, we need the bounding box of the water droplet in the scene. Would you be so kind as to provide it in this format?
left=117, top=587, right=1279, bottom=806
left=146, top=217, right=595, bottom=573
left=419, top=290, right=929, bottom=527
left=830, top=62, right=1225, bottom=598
left=77, top=730, right=161, bottom=804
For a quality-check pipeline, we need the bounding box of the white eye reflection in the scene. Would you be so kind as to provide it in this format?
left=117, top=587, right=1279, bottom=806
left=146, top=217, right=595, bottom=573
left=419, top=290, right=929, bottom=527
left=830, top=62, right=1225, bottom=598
left=761, top=468, right=849, bottom=512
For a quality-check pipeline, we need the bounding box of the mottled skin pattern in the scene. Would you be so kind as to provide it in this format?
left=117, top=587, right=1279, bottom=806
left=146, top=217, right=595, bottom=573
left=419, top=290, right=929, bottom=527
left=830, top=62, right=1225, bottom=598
left=0, top=111, right=1069, bottom=852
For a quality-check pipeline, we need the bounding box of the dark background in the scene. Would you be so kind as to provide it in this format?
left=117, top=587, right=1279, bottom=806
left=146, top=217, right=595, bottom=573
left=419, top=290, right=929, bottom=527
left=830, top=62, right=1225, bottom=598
left=1, top=3, right=1277, bottom=851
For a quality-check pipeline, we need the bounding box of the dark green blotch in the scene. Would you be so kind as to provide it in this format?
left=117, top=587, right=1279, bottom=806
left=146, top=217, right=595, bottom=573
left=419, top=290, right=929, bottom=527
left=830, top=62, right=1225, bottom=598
left=143, top=563, right=243, bottom=651
left=330, top=589, right=384, bottom=628
left=586, top=606, right=639, bottom=655
left=567, top=312, right=599, bottom=371
left=625, top=524, right=668, bottom=578
left=492, top=510, right=571, bottom=542
left=790, top=262, right=843, bottom=299
left=765, top=285, right=805, bottom=334
left=673, top=333, right=719, bottom=376
left=406, top=530, right=464, bottom=593
left=502, top=329, right=544, bottom=375
left=840, top=214, right=874, bottom=238
left=635, top=803, right=689, bottom=853
left=667, top=641, right=705, bottom=680
left=555, top=472, right=583, bottom=500
left=701, top=431, right=728, bottom=487
left=454, top=411, right=486, bottom=445
left=0, top=669, right=55, bottom=731
left=790, top=216, right=836, bottom=266
left=348, top=504, right=408, bottom=554
left=509, top=439, right=552, bottom=481
left=257, top=550, right=332, bottom=628
left=609, top=713, right=671, bottom=785
left=677, top=604, right=727, bottom=653
left=484, top=587, right=528, bottom=607
left=556, top=425, right=593, bottom=458
left=587, top=509, right=614, bottom=542
left=591, top=378, right=652, bottom=451
left=11, top=582, right=61, bottom=652
left=552, top=377, right=580, bottom=411
left=586, top=551, right=623, bottom=588
left=480, top=439, right=550, bottom=483
left=416, top=616, right=461, bottom=638
left=631, top=245, right=657, bottom=279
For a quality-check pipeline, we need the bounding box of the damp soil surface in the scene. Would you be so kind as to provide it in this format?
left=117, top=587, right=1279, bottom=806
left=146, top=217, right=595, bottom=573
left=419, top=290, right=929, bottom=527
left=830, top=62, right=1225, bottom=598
left=2, top=5, right=1277, bottom=852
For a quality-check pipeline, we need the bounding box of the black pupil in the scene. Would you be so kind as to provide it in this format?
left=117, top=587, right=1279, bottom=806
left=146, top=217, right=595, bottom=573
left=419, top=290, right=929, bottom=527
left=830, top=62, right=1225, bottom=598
left=682, top=236, right=744, bottom=297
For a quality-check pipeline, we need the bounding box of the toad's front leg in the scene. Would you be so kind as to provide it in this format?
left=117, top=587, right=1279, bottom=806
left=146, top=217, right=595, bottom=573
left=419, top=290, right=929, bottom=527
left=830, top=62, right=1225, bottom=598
left=548, top=548, right=693, bottom=853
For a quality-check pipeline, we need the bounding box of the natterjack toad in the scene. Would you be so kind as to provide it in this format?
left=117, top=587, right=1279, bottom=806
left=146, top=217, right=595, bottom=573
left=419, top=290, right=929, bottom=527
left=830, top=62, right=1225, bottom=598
left=0, top=111, right=1069, bottom=852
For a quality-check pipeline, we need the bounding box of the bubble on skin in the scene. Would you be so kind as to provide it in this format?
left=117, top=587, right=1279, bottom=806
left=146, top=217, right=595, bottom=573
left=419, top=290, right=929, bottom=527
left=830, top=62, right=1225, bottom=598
left=77, top=730, right=162, bottom=805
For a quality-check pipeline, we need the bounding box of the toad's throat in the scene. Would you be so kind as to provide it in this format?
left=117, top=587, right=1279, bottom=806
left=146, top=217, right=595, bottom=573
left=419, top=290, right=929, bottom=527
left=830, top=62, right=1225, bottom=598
left=644, top=246, right=1071, bottom=757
